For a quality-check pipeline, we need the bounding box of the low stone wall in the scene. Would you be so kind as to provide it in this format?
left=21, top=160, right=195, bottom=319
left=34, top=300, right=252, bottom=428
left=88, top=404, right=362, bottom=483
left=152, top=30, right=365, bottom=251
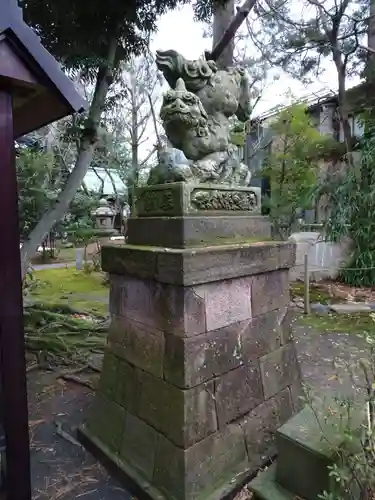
left=289, top=232, right=350, bottom=281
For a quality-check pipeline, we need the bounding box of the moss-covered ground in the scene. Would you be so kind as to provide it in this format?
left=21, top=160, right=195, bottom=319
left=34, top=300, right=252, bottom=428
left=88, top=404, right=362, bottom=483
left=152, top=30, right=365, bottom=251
left=290, top=281, right=375, bottom=337
left=30, top=267, right=108, bottom=316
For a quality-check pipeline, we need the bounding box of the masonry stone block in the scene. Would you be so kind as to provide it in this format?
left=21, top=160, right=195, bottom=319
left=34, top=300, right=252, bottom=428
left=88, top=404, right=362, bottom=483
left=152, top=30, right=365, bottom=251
left=102, top=241, right=296, bottom=285
left=260, top=342, right=300, bottom=400
left=251, top=269, right=290, bottom=316
left=153, top=423, right=249, bottom=500
left=214, top=362, right=264, bottom=426
left=137, top=370, right=217, bottom=448
left=201, top=277, right=252, bottom=331
left=241, top=388, right=294, bottom=469
left=110, top=275, right=207, bottom=337
left=86, top=394, right=126, bottom=454
left=127, top=215, right=271, bottom=248
left=158, top=285, right=207, bottom=337
left=108, top=315, right=165, bottom=377
left=113, top=358, right=138, bottom=414
left=164, top=308, right=287, bottom=389
left=98, top=349, right=119, bottom=400
left=120, top=413, right=158, bottom=481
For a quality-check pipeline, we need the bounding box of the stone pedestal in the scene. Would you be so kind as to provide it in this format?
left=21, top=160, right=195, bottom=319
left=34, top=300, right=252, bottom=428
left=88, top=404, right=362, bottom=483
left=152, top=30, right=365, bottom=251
left=80, top=183, right=303, bottom=500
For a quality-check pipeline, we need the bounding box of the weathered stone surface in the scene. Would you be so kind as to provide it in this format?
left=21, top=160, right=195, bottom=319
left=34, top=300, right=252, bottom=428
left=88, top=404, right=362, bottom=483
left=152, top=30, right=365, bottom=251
left=120, top=413, right=158, bottom=481
left=86, top=394, right=126, bottom=454
left=241, top=388, right=294, bottom=469
left=157, top=242, right=295, bottom=286
left=260, top=342, right=300, bottom=399
left=127, top=215, right=271, bottom=248
left=102, top=241, right=296, bottom=286
left=103, top=246, right=158, bottom=280
left=289, top=380, right=305, bottom=412
left=202, top=277, right=252, bottom=331
left=109, top=275, right=155, bottom=321
left=214, top=362, right=264, bottom=426
left=108, top=315, right=165, bottom=377
left=153, top=422, right=249, bottom=500
left=329, top=303, right=371, bottom=313
left=109, top=275, right=206, bottom=337
left=114, top=358, right=138, bottom=413
left=135, top=182, right=183, bottom=217
left=279, top=307, right=296, bottom=344
left=137, top=370, right=217, bottom=448
left=98, top=349, right=119, bottom=399
left=251, top=270, right=290, bottom=316
left=164, top=309, right=289, bottom=389
left=158, top=285, right=207, bottom=337
left=134, top=182, right=261, bottom=218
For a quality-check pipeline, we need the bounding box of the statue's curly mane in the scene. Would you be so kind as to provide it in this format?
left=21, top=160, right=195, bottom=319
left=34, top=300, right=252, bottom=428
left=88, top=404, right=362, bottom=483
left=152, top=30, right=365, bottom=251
left=155, top=50, right=217, bottom=91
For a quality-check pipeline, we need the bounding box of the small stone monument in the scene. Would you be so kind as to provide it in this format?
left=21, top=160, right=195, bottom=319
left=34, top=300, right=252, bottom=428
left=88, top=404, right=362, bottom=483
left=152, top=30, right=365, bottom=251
left=80, top=50, right=303, bottom=500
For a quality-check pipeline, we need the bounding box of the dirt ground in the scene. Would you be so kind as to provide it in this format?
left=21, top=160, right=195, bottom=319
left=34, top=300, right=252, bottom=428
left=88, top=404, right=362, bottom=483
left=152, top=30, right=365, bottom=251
left=28, top=369, right=130, bottom=500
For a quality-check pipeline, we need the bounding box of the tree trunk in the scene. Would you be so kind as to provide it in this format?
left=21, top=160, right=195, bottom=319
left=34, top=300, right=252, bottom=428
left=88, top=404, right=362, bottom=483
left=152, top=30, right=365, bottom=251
left=131, top=75, right=139, bottom=185
left=20, top=32, right=119, bottom=279
left=208, top=0, right=256, bottom=66
left=212, top=0, right=235, bottom=69
left=92, top=166, right=105, bottom=196
left=333, top=51, right=352, bottom=155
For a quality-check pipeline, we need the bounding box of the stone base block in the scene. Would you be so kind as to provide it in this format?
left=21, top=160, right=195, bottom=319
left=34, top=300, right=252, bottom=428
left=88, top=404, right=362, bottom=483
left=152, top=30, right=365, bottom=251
left=79, top=422, right=252, bottom=500
left=102, top=240, right=295, bottom=285
left=84, top=238, right=302, bottom=500
left=134, top=182, right=261, bottom=217
left=127, top=215, right=271, bottom=248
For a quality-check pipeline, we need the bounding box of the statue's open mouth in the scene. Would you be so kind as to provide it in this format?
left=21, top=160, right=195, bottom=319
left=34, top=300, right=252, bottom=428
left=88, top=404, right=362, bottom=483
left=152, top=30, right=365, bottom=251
left=164, top=110, right=194, bottom=124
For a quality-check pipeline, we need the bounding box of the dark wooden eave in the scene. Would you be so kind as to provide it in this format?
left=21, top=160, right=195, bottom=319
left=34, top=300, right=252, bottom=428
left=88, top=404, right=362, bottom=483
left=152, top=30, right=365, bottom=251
left=0, top=8, right=88, bottom=137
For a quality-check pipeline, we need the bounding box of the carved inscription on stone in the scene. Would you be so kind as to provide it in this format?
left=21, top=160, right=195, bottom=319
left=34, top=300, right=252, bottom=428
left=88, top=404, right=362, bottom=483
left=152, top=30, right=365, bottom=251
left=190, top=189, right=258, bottom=212
left=138, top=189, right=174, bottom=213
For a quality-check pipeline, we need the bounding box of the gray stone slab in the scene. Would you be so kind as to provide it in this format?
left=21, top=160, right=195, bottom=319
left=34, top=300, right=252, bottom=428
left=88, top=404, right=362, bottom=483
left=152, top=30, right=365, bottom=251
left=102, top=241, right=296, bottom=286
left=329, top=303, right=371, bottom=313
left=134, top=182, right=262, bottom=217
left=127, top=215, right=271, bottom=248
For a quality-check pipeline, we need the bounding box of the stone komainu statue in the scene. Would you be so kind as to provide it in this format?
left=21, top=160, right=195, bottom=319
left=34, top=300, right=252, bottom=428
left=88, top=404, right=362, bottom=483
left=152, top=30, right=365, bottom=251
left=147, top=50, right=252, bottom=187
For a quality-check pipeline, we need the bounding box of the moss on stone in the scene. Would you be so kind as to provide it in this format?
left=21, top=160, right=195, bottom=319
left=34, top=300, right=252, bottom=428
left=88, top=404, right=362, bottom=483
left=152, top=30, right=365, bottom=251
left=185, top=235, right=272, bottom=247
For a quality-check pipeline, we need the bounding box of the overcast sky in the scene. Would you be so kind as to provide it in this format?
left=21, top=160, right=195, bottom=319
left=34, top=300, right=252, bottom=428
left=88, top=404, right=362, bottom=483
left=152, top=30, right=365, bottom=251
left=151, top=4, right=360, bottom=116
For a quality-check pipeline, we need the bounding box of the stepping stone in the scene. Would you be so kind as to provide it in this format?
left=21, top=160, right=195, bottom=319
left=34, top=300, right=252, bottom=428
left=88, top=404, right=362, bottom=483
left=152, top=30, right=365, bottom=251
left=310, top=303, right=329, bottom=314
left=329, top=303, right=371, bottom=313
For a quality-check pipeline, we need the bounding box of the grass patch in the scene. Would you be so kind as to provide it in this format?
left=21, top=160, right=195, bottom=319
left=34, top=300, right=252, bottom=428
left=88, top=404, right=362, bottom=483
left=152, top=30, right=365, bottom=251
left=25, top=269, right=109, bottom=364
left=290, top=281, right=332, bottom=304
left=298, top=311, right=375, bottom=336
left=30, top=267, right=108, bottom=315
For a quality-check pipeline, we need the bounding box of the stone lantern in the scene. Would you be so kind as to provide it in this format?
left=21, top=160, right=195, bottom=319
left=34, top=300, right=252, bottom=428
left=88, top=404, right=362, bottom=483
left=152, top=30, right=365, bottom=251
left=92, top=199, right=116, bottom=233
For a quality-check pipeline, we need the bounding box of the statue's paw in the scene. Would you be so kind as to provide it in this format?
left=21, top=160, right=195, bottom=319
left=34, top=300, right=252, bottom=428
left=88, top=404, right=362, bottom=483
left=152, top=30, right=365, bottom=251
left=147, top=162, right=195, bottom=185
